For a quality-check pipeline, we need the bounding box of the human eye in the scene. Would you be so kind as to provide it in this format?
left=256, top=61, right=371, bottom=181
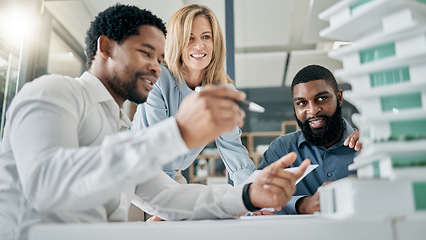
left=138, top=50, right=150, bottom=57
left=296, top=101, right=307, bottom=107
left=203, top=35, right=211, bottom=39
left=318, top=96, right=328, bottom=102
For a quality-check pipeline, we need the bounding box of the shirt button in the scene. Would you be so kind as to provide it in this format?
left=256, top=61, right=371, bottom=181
left=327, top=172, right=332, bottom=177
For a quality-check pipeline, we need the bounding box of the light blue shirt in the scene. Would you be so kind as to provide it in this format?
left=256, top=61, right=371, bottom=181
left=132, top=65, right=255, bottom=185
left=257, top=119, right=357, bottom=214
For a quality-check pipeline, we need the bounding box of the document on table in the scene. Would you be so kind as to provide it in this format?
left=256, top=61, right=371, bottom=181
left=242, top=164, right=318, bottom=185
left=240, top=213, right=316, bottom=220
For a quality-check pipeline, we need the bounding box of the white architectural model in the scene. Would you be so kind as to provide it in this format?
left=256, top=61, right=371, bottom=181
left=317, top=0, right=426, bottom=218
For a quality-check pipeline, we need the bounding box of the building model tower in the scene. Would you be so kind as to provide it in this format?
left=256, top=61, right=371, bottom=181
left=317, top=0, right=426, bottom=218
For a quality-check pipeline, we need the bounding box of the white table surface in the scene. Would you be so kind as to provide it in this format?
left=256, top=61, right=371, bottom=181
left=28, top=213, right=426, bottom=240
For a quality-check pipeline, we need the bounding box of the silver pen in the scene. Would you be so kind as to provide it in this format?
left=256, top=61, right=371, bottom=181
left=194, top=86, right=265, bottom=113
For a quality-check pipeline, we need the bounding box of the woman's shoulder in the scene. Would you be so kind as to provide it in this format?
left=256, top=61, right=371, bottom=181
left=159, top=65, right=176, bottom=82
left=156, top=65, right=179, bottom=89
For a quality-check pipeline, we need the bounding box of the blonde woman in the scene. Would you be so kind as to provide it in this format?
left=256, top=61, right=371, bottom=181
left=132, top=4, right=255, bottom=185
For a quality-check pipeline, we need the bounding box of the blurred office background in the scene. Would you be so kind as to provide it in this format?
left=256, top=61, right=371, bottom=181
left=0, top=0, right=358, bottom=181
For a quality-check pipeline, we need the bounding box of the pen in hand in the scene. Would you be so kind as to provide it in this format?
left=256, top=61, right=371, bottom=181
left=194, top=86, right=265, bottom=113
left=236, top=99, right=265, bottom=113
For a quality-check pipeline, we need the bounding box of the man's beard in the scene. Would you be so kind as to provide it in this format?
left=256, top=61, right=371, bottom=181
left=296, top=103, right=344, bottom=146
left=108, top=71, right=151, bottom=104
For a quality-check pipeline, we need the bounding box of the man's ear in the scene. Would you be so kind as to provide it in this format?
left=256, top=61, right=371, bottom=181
left=97, top=35, right=111, bottom=59
left=337, top=89, right=343, bottom=106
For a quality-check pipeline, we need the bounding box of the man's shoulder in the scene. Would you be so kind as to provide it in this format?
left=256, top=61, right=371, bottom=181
left=33, top=73, right=77, bottom=84
left=258, top=130, right=303, bottom=169
left=7, top=74, right=84, bottom=119
left=21, top=74, right=81, bottom=95
left=273, top=130, right=302, bottom=144
left=267, top=130, right=303, bottom=152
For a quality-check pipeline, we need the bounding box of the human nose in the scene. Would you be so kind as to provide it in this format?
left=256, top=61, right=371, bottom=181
left=306, top=102, right=321, bottom=116
left=148, top=60, right=161, bottom=78
left=193, top=38, right=204, bottom=50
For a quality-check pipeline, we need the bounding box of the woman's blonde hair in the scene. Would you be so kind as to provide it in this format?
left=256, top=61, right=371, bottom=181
left=165, top=4, right=233, bottom=86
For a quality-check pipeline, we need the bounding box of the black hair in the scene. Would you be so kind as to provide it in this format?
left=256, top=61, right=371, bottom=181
left=291, top=64, right=338, bottom=93
left=84, top=4, right=166, bottom=70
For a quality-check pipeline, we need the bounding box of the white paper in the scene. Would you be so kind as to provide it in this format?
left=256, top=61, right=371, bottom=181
left=242, top=164, right=319, bottom=185
left=240, top=214, right=316, bottom=220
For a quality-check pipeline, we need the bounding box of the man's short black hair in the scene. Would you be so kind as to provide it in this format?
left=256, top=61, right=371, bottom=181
left=84, top=4, right=166, bottom=70
left=291, top=64, right=338, bottom=93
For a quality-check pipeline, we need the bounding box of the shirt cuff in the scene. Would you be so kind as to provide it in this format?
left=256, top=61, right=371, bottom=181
left=220, top=184, right=248, bottom=216
left=284, top=195, right=306, bottom=214
left=231, top=168, right=256, bottom=186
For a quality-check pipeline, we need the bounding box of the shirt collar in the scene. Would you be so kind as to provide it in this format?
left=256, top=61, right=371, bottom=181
left=297, top=118, right=355, bottom=148
left=79, top=71, right=132, bottom=128
left=297, top=131, right=307, bottom=147
left=79, top=71, right=113, bottom=103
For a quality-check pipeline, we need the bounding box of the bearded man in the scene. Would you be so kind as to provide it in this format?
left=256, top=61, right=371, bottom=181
left=257, top=64, right=362, bottom=215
